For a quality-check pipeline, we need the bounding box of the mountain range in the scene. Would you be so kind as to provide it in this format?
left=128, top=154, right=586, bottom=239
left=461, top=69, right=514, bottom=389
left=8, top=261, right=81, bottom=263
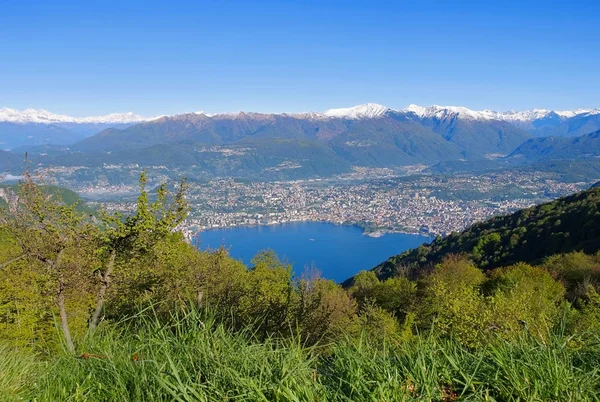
left=2, top=104, right=600, bottom=179
left=0, top=107, right=151, bottom=149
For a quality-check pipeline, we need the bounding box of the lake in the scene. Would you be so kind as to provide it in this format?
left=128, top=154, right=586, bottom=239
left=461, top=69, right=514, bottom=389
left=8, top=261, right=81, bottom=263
left=194, top=222, right=430, bottom=282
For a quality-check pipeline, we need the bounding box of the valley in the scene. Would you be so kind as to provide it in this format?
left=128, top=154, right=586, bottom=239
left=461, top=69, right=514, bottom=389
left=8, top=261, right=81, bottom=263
left=3, top=104, right=599, bottom=245
left=27, top=164, right=589, bottom=239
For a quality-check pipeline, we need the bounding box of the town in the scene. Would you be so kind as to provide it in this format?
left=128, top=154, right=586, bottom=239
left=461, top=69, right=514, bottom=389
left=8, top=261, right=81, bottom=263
left=48, top=166, right=591, bottom=238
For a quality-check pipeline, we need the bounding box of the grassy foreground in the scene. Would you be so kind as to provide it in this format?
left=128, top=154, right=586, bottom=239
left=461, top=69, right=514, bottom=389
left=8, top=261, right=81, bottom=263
left=2, top=307, right=599, bottom=402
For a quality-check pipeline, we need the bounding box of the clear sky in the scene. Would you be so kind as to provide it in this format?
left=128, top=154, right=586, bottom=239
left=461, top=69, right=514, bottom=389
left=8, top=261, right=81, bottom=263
left=1, top=0, right=599, bottom=116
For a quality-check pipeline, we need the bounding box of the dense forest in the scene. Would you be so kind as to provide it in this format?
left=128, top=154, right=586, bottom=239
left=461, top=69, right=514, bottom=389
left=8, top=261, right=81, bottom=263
left=1, top=174, right=600, bottom=401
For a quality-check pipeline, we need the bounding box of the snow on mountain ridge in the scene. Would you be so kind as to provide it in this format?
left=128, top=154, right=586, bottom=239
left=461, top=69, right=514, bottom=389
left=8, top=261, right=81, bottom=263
left=323, top=103, right=390, bottom=119
left=0, top=107, right=154, bottom=124
left=193, top=104, right=390, bottom=120
left=404, top=104, right=491, bottom=120
left=2, top=104, right=599, bottom=125
left=403, top=104, right=600, bottom=123
left=554, top=109, right=599, bottom=118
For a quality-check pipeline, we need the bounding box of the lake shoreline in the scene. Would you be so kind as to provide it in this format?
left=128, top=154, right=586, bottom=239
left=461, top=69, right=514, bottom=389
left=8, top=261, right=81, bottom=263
left=193, top=220, right=433, bottom=240
left=192, top=221, right=431, bottom=282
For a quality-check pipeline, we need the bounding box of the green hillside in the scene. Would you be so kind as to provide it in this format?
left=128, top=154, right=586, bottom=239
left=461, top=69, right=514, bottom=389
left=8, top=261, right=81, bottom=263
left=328, top=117, right=464, bottom=166
left=369, top=186, right=600, bottom=281
left=0, top=184, right=94, bottom=215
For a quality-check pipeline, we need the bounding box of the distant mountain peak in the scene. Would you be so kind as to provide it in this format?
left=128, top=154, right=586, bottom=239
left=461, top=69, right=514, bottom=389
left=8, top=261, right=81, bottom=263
left=403, top=104, right=600, bottom=123
left=555, top=109, right=600, bottom=118
left=323, top=103, right=390, bottom=119
left=404, top=104, right=491, bottom=120
left=0, top=107, right=155, bottom=124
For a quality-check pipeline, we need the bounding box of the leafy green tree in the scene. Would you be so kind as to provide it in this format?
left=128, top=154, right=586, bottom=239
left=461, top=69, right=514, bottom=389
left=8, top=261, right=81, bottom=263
left=543, top=252, right=600, bottom=301
left=194, top=247, right=249, bottom=317
left=296, top=276, right=357, bottom=344
left=349, top=270, right=416, bottom=321
left=148, top=243, right=250, bottom=322
left=348, top=270, right=379, bottom=307
left=372, top=276, right=417, bottom=319
left=0, top=234, right=54, bottom=348
left=473, top=232, right=502, bottom=266
left=567, top=289, right=600, bottom=341
left=239, top=250, right=296, bottom=338
left=357, top=302, right=401, bottom=345
left=419, top=256, right=489, bottom=346
left=0, top=172, right=97, bottom=352
left=423, top=254, right=485, bottom=290
left=486, top=263, right=565, bottom=338
left=89, top=173, right=189, bottom=330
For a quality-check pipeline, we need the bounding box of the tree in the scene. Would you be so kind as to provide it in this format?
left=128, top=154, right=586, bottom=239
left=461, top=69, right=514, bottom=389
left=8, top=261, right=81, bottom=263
left=418, top=256, right=488, bottom=346
left=89, top=173, right=189, bottom=331
left=348, top=270, right=379, bottom=307
left=486, top=263, right=565, bottom=337
left=568, top=288, right=600, bottom=341
left=0, top=228, right=54, bottom=348
left=0, top=171, right=97, bottom=352
left=239, top=250, right=295, bottom=338
left=296, top=276, right=357, bottom=344
left=357, top=302, right=401, bottom=345
left=372, top=276, right=417, bottom=319
left=543, top=252, right=600, bottom=301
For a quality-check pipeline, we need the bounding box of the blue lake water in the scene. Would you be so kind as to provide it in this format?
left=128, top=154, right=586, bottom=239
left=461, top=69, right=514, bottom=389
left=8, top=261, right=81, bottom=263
left=194, top=222, right=430, bottom=282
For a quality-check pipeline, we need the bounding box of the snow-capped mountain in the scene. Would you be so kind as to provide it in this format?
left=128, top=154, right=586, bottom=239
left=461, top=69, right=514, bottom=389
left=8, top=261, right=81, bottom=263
left=2, top=103, right=600, bottom=151
left=323, top=103, right=390, bottom=119
left=0, top=108, right=159, bottom=150
left=0, top=108, right=154, bottom=124
left=4, top=102, right=600, bottom=179
left=3, top=104, right=598, bottom=125
left=199, top=103, right=391, bottom=120
left=402, top=104, right=600, bottom=123
left=319, top=103, right=600, bottom=124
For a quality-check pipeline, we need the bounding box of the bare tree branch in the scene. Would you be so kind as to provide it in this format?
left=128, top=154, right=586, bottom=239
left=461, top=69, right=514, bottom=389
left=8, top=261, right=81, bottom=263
left=0, top=254, right=25, bottom=269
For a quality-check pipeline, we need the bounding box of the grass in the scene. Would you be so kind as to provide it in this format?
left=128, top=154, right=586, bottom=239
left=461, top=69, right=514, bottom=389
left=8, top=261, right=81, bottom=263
left=2, top=307, right=600, bottom=401
left=0, top=344, right=38, bottom=402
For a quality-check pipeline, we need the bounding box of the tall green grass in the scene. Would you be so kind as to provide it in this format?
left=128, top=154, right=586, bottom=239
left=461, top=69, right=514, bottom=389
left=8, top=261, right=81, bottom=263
left=2, top=307, right=599, bottom=401
left=0, top=344, right=39, bottom=401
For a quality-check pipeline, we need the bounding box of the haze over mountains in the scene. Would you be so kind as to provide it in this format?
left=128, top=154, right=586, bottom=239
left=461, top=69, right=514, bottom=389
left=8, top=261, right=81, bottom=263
left=510, top=130, right=600, bottom=161
left=0, top=107, right=152, bottom=149
left=2, top=103, right=600, bottom=179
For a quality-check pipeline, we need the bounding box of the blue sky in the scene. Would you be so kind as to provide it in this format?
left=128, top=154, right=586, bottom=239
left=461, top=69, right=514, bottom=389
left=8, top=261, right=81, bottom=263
left=1, top=0, right=599, bottom=116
